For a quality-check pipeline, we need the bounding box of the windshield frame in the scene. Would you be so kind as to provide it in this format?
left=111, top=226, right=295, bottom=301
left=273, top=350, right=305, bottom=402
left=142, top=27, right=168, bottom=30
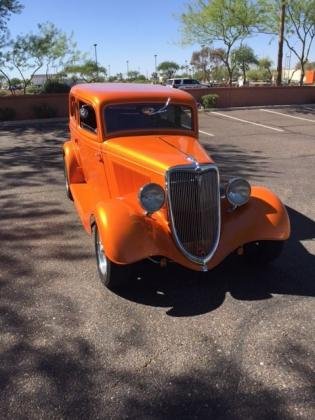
left=101, top=100, right=196, bottom=139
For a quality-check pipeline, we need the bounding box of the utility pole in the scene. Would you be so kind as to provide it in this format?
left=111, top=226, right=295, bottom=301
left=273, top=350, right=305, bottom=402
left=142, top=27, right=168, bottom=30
left=276, top=1, right=286, bottom=86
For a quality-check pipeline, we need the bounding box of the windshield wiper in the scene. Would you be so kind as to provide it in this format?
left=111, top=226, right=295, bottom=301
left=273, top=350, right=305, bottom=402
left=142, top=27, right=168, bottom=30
left=142, top=97, right=171, bottom=116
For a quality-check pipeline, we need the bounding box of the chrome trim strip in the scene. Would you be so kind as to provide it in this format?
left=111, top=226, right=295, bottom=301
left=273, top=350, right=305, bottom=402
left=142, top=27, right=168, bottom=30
left=166, top=163, right=221, bottom=266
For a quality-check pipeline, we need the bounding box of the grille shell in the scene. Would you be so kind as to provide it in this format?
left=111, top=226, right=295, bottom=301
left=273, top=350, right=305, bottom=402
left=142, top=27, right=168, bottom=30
left=166, top=164, right=220, bottom=265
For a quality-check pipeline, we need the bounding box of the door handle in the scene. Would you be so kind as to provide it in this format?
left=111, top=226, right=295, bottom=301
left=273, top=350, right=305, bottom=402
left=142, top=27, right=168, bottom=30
left=95, top=151, right=103, bottom=162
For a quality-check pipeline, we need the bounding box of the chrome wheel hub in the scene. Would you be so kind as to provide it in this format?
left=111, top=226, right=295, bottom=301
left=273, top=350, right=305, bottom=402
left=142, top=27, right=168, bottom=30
left=97, top=234, right=107, bottom=276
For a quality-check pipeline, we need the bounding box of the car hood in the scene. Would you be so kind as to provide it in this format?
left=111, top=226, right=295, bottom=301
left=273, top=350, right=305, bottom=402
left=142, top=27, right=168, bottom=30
left=103, top=134, right=212, bottom=172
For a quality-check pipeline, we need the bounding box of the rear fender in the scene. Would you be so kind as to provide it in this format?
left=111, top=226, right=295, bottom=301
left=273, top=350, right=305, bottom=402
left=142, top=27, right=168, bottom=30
left=63, top=141, right=85, bottom=184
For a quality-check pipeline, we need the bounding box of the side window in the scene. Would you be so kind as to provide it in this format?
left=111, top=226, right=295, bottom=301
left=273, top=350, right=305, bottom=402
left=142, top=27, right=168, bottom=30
left=79, top=101, right=97, bottom=134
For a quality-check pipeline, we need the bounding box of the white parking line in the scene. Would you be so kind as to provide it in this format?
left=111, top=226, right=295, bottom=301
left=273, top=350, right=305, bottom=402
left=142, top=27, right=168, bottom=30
left=199, top=130, right=214, bottom=137
left=210, top=111, right=284, bottom=132
left=261, top=109, right=315, bottom=122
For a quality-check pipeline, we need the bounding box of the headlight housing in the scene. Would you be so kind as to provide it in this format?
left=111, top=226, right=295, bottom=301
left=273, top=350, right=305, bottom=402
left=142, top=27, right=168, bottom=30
left=139, top=183, right=165, bottom=213
left=226, top=178, right=251, bottom=207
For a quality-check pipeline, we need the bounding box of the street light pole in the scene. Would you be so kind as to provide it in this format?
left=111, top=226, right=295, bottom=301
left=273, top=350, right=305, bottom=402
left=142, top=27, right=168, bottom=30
left=93, top=43, right=98, bottom=67
left=93, top=43, right=98, bottom=77
left=154, top=54, right=157, bottom=72
left=126, top=60, right=129, bottom=78
left=154, top=54, right=158, bottom=84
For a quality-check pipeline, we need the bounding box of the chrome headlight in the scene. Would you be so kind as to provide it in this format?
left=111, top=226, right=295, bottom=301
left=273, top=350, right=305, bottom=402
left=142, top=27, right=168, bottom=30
left=226, top=178, right=251, bottom=207
left=139, top=183, right=165, bottom=213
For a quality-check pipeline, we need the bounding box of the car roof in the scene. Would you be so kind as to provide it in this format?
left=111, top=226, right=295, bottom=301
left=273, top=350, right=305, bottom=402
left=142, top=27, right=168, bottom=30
left=70, top=83, right=196, bottom=106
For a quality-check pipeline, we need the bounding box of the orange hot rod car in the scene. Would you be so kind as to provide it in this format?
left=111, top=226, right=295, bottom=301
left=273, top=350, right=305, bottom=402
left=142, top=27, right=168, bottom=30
left=63, top=83, right=290, bottom=289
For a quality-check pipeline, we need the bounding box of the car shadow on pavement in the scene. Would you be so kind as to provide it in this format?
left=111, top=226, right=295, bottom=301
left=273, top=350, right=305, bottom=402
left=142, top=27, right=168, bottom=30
left=116, top=206, right=315, bottom=317
left=202, top=143, right=280, bottom=181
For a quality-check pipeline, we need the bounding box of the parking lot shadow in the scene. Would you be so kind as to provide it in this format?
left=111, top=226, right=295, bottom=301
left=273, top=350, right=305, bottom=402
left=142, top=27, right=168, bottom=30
left=202, top=143, right=279, bottom=181
left=116, top=206, right=315, bottom=316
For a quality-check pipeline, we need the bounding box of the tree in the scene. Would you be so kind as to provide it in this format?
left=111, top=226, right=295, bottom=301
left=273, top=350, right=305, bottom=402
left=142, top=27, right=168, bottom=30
left=208, top=47, right=235, bottom=84
left=247, top=57, right=273, bottom=82
left=0, top=0, right=23, bottom=88
left=0, top=0, right=23, bottom=46
left=259, top=0, right=315, bottom=86
left=157, top=61, right=180, bottom=78
left=1, top=22, right=79, bottom=94
left=232, top=45, right=258, bottom=84
left=180, top=0, right=262, bottom=85
left=285, top=0, right=315, bottom=85
left=64, top=60, right=107, bottom=83
left=190, top=47, right=212, bottom=82
left=126, top=70, right=147, bottom=82
left=276, top=0, right=286, bottom=86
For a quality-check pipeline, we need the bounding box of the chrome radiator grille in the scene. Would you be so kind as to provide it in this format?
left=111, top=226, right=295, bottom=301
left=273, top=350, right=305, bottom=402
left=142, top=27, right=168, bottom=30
left=167, top=164, right=220, bottom=265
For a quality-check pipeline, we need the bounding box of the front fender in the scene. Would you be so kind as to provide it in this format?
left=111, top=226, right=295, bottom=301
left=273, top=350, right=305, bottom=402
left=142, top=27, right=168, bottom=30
left=94, top=199, right=161, bottom=264
left=207, top=185, right=290, bottom=269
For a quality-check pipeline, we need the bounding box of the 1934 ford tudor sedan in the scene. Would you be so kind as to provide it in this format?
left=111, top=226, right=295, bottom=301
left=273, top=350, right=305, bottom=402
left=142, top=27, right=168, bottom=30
left=63, top=83, right=290, bottom=289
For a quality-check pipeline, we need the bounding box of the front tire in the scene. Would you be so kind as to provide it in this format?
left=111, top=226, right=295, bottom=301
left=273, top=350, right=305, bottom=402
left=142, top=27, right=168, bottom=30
left=243, top=240, right=284, bottom=265
left=94, top=225, right=131, bottom=290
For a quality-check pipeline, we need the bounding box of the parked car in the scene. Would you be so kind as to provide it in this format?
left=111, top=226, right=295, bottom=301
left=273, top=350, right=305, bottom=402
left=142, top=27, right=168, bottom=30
left=166, top=78, right=211, bottom=89
left=63, top=83, right=290, bottom=290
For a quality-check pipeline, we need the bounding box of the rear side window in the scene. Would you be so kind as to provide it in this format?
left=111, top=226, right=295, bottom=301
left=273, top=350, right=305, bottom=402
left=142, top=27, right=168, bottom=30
left=79, top=101, right=97, bottom=133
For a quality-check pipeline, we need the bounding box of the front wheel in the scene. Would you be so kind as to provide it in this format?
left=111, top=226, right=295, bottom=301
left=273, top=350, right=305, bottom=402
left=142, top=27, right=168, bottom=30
left=94, top=225, right=131, bottom=290
left=243, top=240, right=285, bottom=265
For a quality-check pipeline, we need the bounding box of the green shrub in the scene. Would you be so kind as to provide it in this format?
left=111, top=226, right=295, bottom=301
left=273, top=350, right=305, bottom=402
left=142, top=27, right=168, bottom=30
left=32, top=103, right=57, bottom=119
left=26, top=85, right=42, bottom=94
left=201, top=94, right=219, bottom=109
left=42, top=79, right=70, bottom=93
left=0, top=107, right=16, bottom=121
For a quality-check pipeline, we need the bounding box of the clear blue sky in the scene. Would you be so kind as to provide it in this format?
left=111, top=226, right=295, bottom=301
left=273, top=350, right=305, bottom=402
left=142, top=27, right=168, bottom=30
left=7, top=0, right=314, bottom=76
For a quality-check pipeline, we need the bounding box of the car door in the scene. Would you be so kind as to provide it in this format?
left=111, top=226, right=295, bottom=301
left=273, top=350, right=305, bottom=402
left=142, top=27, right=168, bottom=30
left=72, top=99, right=110, bottom=200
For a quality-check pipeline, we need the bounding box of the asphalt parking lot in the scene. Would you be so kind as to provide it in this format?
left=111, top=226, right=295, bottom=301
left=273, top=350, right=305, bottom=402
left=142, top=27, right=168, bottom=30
left=1, top=105, right=314, bottom=419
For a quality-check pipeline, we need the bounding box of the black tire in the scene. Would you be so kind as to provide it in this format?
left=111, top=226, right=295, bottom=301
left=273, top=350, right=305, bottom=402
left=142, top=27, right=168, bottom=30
left=63, top=155, right=73, bottom=201
left=243, top=240, right=284, bottom=265
left=94, top=225, right=131, bottom=290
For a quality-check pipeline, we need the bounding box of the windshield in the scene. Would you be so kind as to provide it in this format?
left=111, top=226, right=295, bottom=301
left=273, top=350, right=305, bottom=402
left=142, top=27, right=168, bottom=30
left=104, top=103, right=193, bottom=134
